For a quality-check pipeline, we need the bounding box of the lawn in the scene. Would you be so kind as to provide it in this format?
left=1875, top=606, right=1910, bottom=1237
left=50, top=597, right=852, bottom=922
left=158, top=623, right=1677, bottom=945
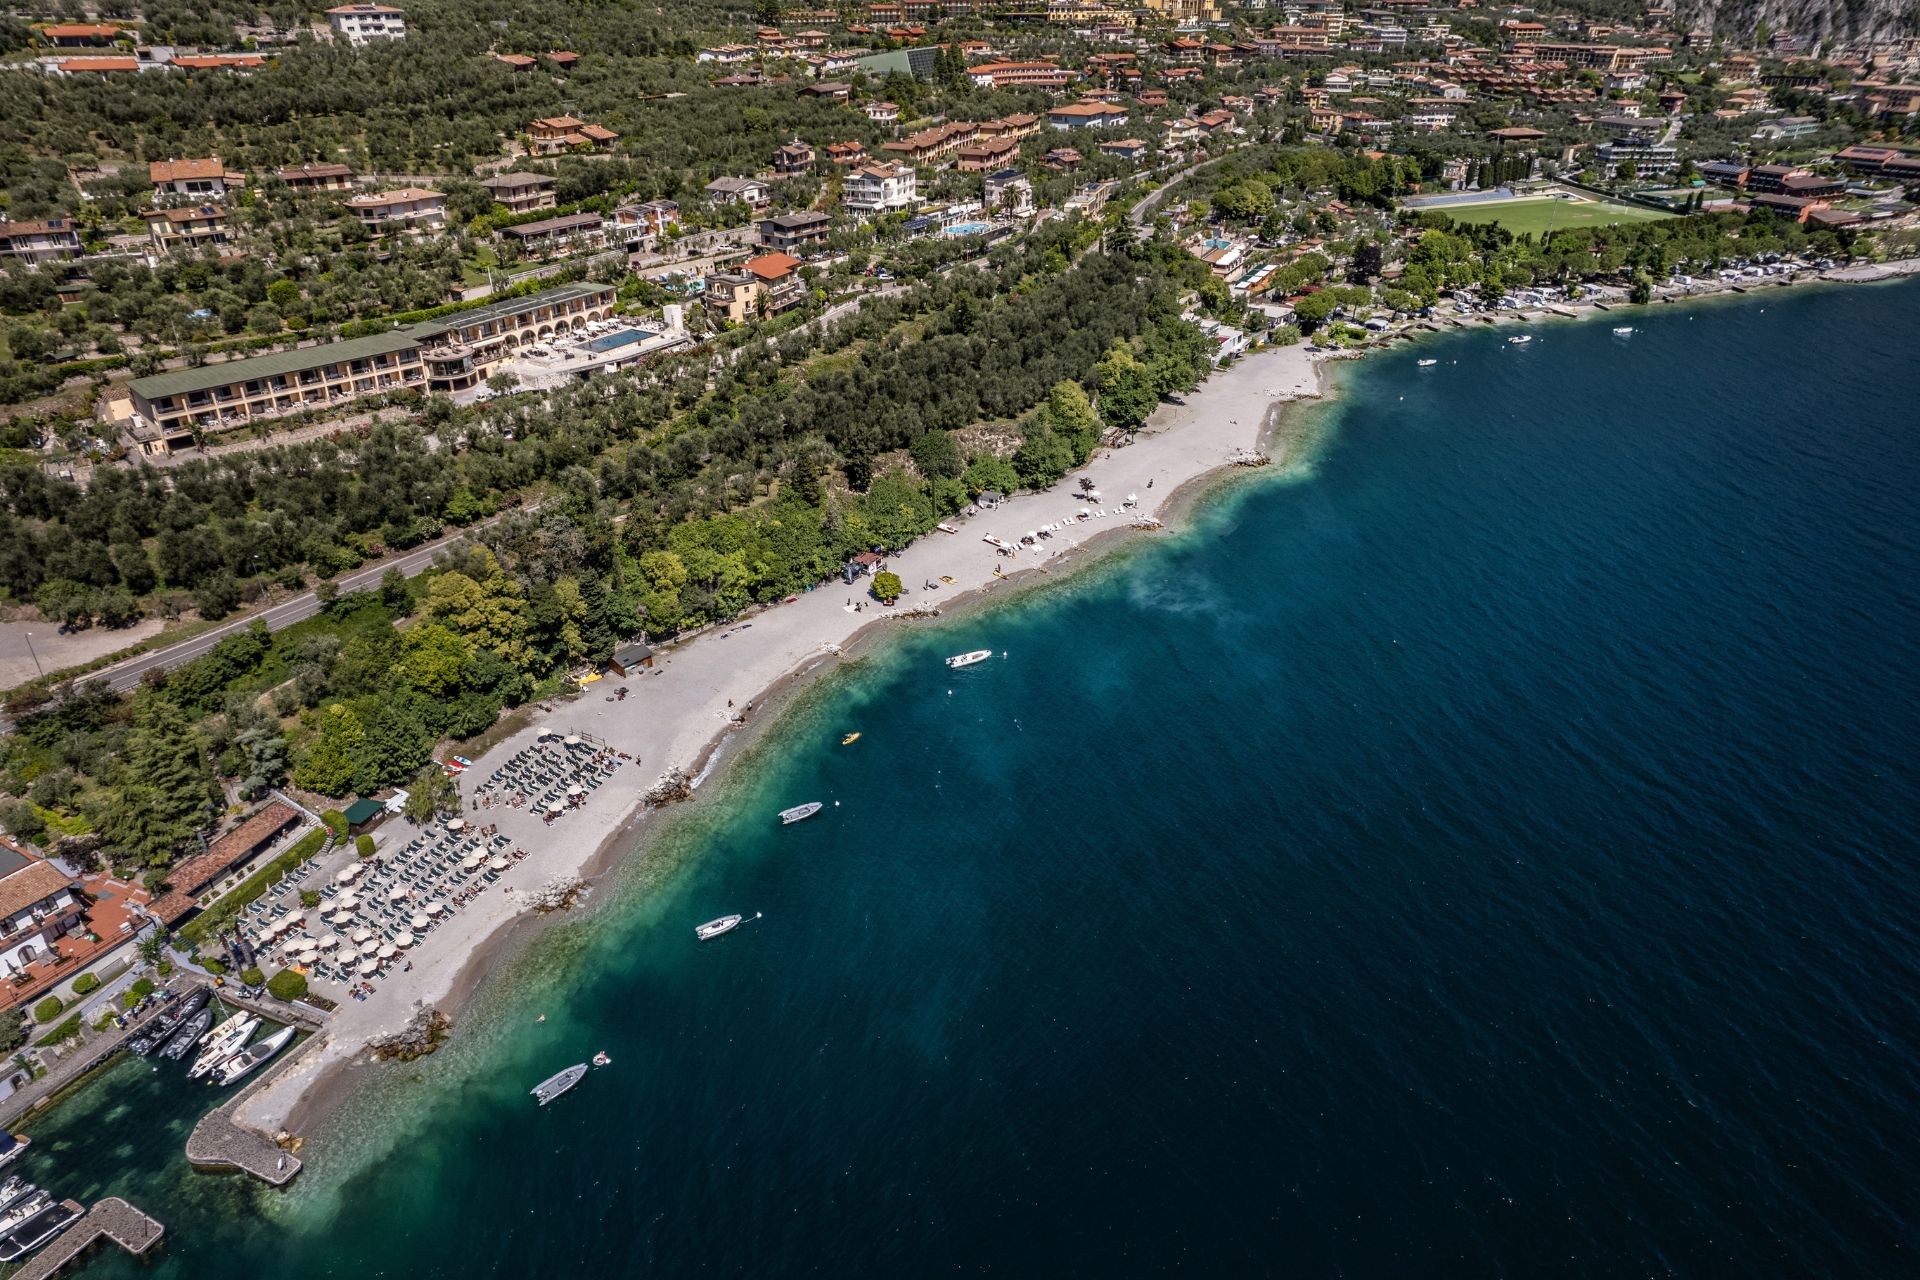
left=1440, top=197, right=1673, bottom=236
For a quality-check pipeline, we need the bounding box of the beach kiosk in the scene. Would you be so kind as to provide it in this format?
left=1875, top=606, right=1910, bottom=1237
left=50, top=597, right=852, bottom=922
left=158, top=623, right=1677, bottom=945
left=607, top=641, right=654, bottom=677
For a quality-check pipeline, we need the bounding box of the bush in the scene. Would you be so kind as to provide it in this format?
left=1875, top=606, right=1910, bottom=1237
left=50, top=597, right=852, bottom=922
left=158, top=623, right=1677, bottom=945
left=71, top=973, right=101, bottom=997
left=0, top=1013, right=26, bottom=1054
left=871, top=571, right=903, bottom=603
left=120, top=977, right=155, bottom=1009
left=241, top=967, right=265, bottom=987
left=33, top=996, right=63, bottom=1023
left=34, top=1014, right=83, bottom=1047
left=199, top=955, right=228, bottom=976
left=355, top=833, right=376, bottom=860
left=266, top=969, right=308, bottom=1003
left=320, top=809, right=349, bottom=836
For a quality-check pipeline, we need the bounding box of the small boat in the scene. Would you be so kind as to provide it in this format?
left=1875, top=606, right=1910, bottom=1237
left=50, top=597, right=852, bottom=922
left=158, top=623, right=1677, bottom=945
left=1507, top=335, right=1531, bottom=345
left=778, top=802, right=822, bottom=825
left=216, top=1024, right=296, bottom=1086
left=188, top=1014, right=259, bottom=1080
left=1612, top=326, right=1634, bottom=335
left=841, top=733, right=861, bottom=745
left=161, top=1008, right=214, bottom=1060
left=1417, top=358, right=1438, bottom=367
left=0, top=1137, right=28, bottom=1175
left=0, top=1199, right=80, bottom=1262
left=0, top=1177, right=30, bottom=1210
left=696, top=913, right=749, bottom=940
left=532, top=1064, right=588, bottom=1106
left=945, top=650, right=992, bottom=669
left=0, top=1192, right=50, bottom=1241
left=592, top=1051, right=611, bottom=1067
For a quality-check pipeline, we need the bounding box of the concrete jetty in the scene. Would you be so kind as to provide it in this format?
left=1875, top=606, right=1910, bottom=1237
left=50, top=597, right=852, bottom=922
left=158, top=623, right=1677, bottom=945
left=184, top=1016, right=322, bottom=1186
left=13, top=1197, right=163, bottom=1280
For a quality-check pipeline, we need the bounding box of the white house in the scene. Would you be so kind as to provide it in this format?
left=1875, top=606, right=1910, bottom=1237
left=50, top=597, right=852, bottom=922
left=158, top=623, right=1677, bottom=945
left=0, top=842, right=83, bottom=977
left=843, top=162, right=918, bottom=216
left=326, top=3, right=407, bottom=46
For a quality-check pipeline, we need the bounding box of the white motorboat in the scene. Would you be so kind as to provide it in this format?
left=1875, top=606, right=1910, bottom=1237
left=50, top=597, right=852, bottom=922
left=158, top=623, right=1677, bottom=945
left=188, top=1014, right=259, bottom=1079
left=0, top=1192, right=49, bottom=1240
left=0, top=1134, right=27, bottom=1171
left=1612, top=326, right=1634, bottom=335
left=216, top=1024, right=296, bottom=1086
left=945, top=650, right=992, bottom=669
left=1417, top=358, right=1438, bottom=367
left=532, top=1064, right=588, bottom=1106
left=0, top=1198, right=79, bottom=1262
left=1507, top=334, right=1531, bottom=345
left=778, top=802, right=822, bottom=825
left=695, top=911, right=760, bottom=941
left=0, top=1177, right=31, bottom=1211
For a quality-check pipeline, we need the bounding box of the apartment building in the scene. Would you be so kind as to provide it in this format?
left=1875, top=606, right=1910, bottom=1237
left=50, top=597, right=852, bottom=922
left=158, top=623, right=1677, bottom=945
left=0, top=217, right=83, bottom=265
left=0, top=845, right=83, bottom=977
left=956, top=136, right=1021, bottom=172
left=703, top=253, right=807, bottom=323
left=706, top=176, right=772, bottom=207
left=968, top=60, right=1072, bottom=89
left=883, top=121, right=979, bottom=164
left=346, top=186, right=447, bottom=233
left=326, top=3, right=407, bottom=45
left=843, top=162, right=918, bottom=216
left=143, top=205, right=229, bottom=254
left=276, top=162, right=357, bottom=193
left=500, top=211, right=606, bottom=257
left=614, top=199, right=680, bottom=248
left=149, top=157, right=244, bottom=200
left=984, top=170, right=1034, bottom=216
left=528, top=116, right=619, bottom=154
left=757, top=211, right=833, bottom=253
left=481, top=171, right=558, bottom=214
left=1048, top=102, right=1130, bottom=130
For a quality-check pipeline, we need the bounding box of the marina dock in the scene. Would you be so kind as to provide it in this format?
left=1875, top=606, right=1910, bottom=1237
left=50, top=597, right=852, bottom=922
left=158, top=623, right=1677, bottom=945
left=12, top=1198, right=163, bottom=1280
left=184, top=1007, right=323, bottom=1186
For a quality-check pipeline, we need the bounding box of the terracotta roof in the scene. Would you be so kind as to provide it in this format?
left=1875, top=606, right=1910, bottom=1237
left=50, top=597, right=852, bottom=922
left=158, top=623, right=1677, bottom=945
left=58, top=56, right=138, bottom=71
left=150, top=157, right=229, bottom=182
left=42, top=23, right=122, bottom=38
left=745, top=251, right=802, bottom=280
left=173, top=55, right=265, bottom=68
left=164, top=801, right=298, bottom=898
left=0, top=859, right=76, bottom=923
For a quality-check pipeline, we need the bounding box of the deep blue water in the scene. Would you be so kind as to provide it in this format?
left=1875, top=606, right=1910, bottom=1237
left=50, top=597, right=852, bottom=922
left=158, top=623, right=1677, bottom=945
left=28, top=281, right=1920, bottom=1277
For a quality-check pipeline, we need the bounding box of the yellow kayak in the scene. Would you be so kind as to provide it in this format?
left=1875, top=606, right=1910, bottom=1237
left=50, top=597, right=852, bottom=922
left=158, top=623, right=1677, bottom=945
left=841, top=733, right=861, bottom=745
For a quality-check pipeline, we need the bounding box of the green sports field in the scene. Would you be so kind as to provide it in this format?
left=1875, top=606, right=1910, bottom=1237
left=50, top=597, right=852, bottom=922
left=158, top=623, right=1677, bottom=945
left=1437, top=196, right=1673, bottom=235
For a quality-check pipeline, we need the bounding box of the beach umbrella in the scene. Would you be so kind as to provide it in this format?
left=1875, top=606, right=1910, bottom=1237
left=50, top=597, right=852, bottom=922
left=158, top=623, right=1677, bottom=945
left=563, top=734, right=583, bottom=747
left=389, top=885, right=412, bottom=902
left=286, top=911, right=305, bottom=925
left=537, top=727, right=554, bottom=739
left=317, top=934, right=340, bottom=949
left=298, top=949, right=319, bottom=966
left=335, top=864, right=361, bottom=884
left=376, top=943, right=396, bottom=960
left=393, top=931, right=416, bottom=948
left=410, top=914, right=430, bottom=929
left=351, top=927, right=374, bottom=944
left=359, top=959, right=380, bottom=976
left=426, top=901, right=447, bottom=915
left=489, top=855, right=511, bottom=872
left=447, top=818, right=466, bottom=832
left=337, top=893, right=360, bottom=910
left=462, top=854, right=483, bottom=871
left=547, top=800, right=566, bottom=813
left=330, top=910, right=354, bottom=926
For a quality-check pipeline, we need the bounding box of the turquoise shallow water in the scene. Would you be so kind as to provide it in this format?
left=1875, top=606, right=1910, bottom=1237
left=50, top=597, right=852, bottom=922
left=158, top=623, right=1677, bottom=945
left=22, top=281, right=1920, bottom=1276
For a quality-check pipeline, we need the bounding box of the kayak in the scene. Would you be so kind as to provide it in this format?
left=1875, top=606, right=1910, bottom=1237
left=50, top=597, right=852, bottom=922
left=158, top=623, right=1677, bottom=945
left=841, top=733, right=861, bottom=745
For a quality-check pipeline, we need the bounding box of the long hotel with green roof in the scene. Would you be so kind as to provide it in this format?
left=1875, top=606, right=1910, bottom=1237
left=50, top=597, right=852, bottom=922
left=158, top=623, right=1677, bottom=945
left=125, top=282, right=617, bottom=447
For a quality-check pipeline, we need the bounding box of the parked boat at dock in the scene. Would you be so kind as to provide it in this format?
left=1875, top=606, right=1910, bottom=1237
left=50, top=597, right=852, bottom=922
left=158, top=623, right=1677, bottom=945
left=216, top=1025, right=296, bottom=1086
left=532, top=1064, right=588, bottom=1106
left=0, top=1191, right=50, bottom=1240
left=161, top=1008, right=214, bottom=1060
left=188, top=1014, right=259, bottom=1080
left=778, top=802, right=822, bottom=825
left=0, top=1199, right=79, bottom=1262
left=945, top=650, right=992, bottom=669
left=0, top=1176, right=31, bottom=1211
left=0, top=1134, right=27, bottom=1171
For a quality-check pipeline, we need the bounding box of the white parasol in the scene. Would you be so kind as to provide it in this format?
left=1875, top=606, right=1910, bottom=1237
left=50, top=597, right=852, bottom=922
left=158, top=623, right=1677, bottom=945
left=410, top=914, right=430, bottom=930
left=489, top=855, right=511, bottom=872
left=462, top=854, right=483, bottom=871
left=359, top=959, right=379, bottom=976
left=567, top=783, right=585, bottom=796
left=351, top=927, right=374, bottom=944
left=426, top=901, right=447, bottom=915
left=389, top=885, right=412, bottom=902
left=547, top=800, right=566, bottom=813
left=376, top=943, right=397, bottom=960
left=393, top=931, right=416, bottom=948
left=330, top=910, right=354, bottom=926
left=447, top=818, right=466, bottom=832
left=335, top=864, right=362, bottom=884
left=563, top=734, right=583, bottom=746
left=317, top=933, right=340, bottom=949
left=297, top=949, right=319, bottom=966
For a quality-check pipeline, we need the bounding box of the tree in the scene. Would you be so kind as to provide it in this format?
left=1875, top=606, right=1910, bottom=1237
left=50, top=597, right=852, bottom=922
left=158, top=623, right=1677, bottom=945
left=294, top=702, right=365, bottom=797
left=1291, top=290, right=1338, bottom=333
left=402, top=763, right=460, bottom=822
left=870, top=571, right=903, bottom=603
left=1094, top=345, right=1159, bottom=432
left=423, top=549, right=531, bottom=670
left=1349, top=238, right=1384, bottom=282
left=97, top=696, right=215, bottom=868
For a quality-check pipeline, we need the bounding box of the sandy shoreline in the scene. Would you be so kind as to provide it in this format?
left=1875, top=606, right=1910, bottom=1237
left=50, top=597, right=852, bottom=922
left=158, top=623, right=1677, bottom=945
left=240, top=257, right=1918, bottom=1145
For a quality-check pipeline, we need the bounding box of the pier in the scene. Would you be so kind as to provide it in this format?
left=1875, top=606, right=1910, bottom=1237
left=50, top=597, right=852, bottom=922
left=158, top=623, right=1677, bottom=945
left=183, top=1012, right=323, bottom=1186
left=12, top=1198, right=163, bottom=1280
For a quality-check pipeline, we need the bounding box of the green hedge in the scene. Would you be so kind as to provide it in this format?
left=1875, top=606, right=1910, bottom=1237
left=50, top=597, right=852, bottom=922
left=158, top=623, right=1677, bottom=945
left=34, top=1014, right=83, bottom=1047
left=241, top=967, right=265, bottom=987
left=199, top=956, right=228, bottom=975
left=177, top=826, right=329, bottom=948
left=119, top=977, right=155, bottom=1009
left=71, top=973, right=100, bottom=997
left=355, top=833, right=376, bottom=860
left=266, top=969, right=308, bottom=1002
left=33, top=996, right=63, bottom=1023
left=320, top=810, right=348, bottom=836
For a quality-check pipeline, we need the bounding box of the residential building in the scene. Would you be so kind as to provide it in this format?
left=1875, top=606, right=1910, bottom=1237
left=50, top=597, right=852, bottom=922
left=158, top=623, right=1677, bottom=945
left=1047, top=102, right=1130, bottom=131
left=1594, top=115, right=1656, bottom=140
left=482, top=171, right=558, bottom=213
left=1139, top=0, right=1223, bottom=23
left=978, top=113, right=1041, bottom=140
left=1751, top=115, right=1820, bottom=141
left=865, top=101, right=901, bottom=122
left=144, top=802, right=301, bottom=924
left=613, top=199, right=679, bottom=248
left=0, top=217, right=83, bottom=266
left=126, top=282, right=617, bottom=425
left=984, top=170, right=1034, bottom=216
left=884, top=121, right=978, bottom=164
left=346, top=186, right=447, bottom=233
left=1748, top=192, right=1827, bottom=223
left=1488, top=126, right=1547, bottom=147
left=326, top=3, right=407, bottom=45
left=800, top=81, right=852, bottom=100
left=968, top=60, right=1072, bottom=89
left=772, top=138, right=816, bottom=174
left=49, top=56, right=140, bottom=74
left=528, top=116, right=619, bottom=154
left=1596, top=139, right=1677, bottom=177
left=276, top=162, right=357, bottom=192
left=825, top=141, right=867, bottom=166
left=705, top=176, right=772, bottom=207
left=143, top=204, right=229, bottom=254
left=697, top=42, right=756, bottom=63
left=1833, top=145, right=1901, bottom=175
left=39, top=22, right=123, bottom=46
left=500, top=211, right=606, bottom=257
left=1744, top=163, right=1807, bottom=194
left=494, top=52, right=537, bottom=71
left=1699, top=160, right=1750, bottom=187
left=956, top=136, right=1021, bottom=172
left=0, top=845, right=82, bottom=978
left=757, top=210, right=833, bottom=252
left=149, top=157, right=244, bottom=200
left=1042, top=147, right=1083, bottom=171
left=704, top=252, right=807, bottom=323
left=1098, top=137, right=1150, bottom=162
left=843, top=162, right=917, bottom=215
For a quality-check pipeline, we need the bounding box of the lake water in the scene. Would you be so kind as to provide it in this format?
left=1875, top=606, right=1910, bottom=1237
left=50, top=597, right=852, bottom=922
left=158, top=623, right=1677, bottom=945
left=31, top=280, right=1920, bottom=1277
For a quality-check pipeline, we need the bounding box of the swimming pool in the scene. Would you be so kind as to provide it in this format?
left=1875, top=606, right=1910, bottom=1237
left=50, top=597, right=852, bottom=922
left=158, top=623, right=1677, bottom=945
left=943, top=222, right=991, bottom=237
left=585, top=328, right=655, bottom=353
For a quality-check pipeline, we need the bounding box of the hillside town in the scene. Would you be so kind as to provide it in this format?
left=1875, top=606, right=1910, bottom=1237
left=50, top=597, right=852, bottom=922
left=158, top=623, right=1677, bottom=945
left=0, top=0, right=1916, bottom=1119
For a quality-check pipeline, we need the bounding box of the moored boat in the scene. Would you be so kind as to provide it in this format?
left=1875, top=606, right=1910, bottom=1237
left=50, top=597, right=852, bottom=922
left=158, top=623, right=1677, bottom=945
left=188, top=1014, right=259, bottom=1079
left=0, top=1199, right=79, bottom=1262
left=945, top=650, right=992, bottom=669
left=532, top=1064, right=588, bottom=1106
left=0, top=1134, right=28, bottom=1172
left=695, top=912, right=756, bottom=941
left=161, top=1008, right=214, bottom=1060
left=778, top=802, right=822, bottom=825
left=0, top=1176, right=31, bottom=1210
left=1612, top=326, right=1634, bottom=335
left=216, top=1025, right=296, bottom=1086
left=0, top=1192, right=50, bottom=1240
left=1507, top=334, right=1532, bottom=345
left=1417, top=358, right=1438, bottom=367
